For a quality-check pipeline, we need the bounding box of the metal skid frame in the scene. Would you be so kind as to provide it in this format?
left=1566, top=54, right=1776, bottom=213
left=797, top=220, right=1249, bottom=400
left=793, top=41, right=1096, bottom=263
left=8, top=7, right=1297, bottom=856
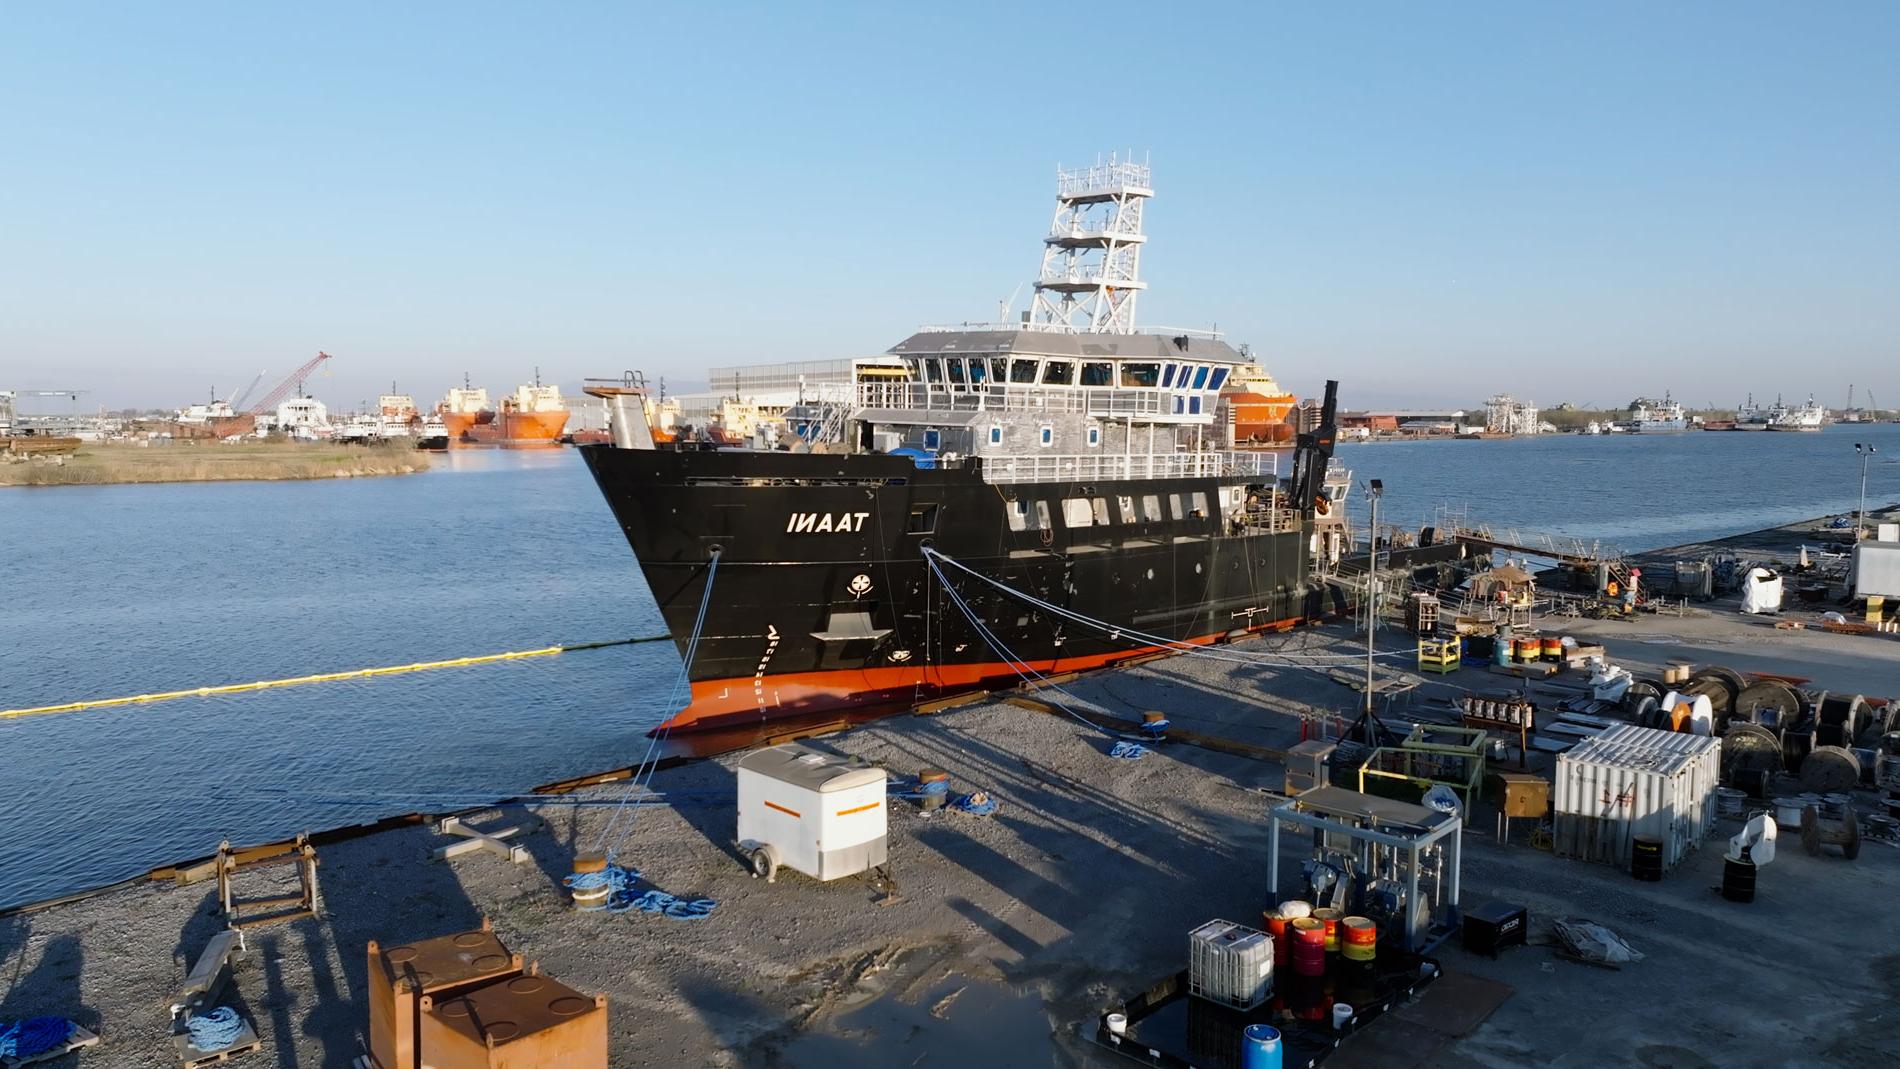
left=1266, top=787, right=1463, bottom=953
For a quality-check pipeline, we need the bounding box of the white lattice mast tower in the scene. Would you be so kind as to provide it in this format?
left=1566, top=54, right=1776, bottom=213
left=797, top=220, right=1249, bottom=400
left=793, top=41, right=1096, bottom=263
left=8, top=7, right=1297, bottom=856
left=1029, top=155, right=1151, bottom=334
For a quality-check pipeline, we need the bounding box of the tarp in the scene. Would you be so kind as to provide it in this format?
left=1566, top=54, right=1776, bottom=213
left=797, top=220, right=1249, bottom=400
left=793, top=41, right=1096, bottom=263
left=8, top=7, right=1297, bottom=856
left=1741, top=568, right=1782, bottom=614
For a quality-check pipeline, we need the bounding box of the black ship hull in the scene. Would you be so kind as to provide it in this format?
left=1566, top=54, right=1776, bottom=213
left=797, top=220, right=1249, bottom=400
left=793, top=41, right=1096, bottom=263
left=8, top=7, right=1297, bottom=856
left=580, top=446, right=1317, bottom=733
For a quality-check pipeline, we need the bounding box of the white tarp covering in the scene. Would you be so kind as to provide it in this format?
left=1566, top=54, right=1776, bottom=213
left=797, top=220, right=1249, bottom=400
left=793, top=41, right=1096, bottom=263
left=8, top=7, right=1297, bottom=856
left=1853, top=541, right=1900, bottom=599
left=1741, top=568, right=1783, bottom=614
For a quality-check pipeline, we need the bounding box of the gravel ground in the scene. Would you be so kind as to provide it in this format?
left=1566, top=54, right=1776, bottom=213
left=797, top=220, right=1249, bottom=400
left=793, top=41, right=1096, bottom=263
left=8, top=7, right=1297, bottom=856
left=4, top=607, right=1897, bottom=1068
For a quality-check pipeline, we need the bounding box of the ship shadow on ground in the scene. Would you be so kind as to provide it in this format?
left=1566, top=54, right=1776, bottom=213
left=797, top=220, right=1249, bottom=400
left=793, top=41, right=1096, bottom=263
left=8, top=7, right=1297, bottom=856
left=0, top=928, right=99, bottom=1038
left=875, top=722, right=1269, bottom=991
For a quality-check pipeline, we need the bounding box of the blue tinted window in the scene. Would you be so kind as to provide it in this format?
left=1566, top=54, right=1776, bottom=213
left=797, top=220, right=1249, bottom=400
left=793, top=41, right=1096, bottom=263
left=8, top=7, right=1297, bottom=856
left=1189, top=396, right=1202, bottom=415
left=923, top=428, right=942, bottom=450
left=1208, top=368, right=1228, bottom=391
left=1173, top=396, right=1185, bottom=414
left=989, top=425, right=1003, bottom=445
left=1161, top=365, right=1176, bottom=388
left=1192, top=366, right=1209, bottom=389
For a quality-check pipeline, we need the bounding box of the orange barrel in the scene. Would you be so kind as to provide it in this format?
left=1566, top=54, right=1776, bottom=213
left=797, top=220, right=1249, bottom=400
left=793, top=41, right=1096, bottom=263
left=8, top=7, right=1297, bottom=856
left=1541, top=636, right=1563, bottom=661
left=1289, top=918, right=1326, bottom=977
left=1263, top=911, right=1290, bottom=965
left=1341, top=917, right=1377, bottom=962
left=1311, top=908, right=1342, bottom=952
left=1514, top=636, right=1537, bottom=663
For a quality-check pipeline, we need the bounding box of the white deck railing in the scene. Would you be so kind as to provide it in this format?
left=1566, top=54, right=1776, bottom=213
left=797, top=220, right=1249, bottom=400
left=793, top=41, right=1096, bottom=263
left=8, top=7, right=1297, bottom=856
left=977, top=450, right=1276, bottom=485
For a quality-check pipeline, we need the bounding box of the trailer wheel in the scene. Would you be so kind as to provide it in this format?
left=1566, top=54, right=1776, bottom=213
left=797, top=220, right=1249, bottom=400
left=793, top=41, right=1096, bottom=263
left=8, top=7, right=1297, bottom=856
left=748, top=845, right=779, bottom=883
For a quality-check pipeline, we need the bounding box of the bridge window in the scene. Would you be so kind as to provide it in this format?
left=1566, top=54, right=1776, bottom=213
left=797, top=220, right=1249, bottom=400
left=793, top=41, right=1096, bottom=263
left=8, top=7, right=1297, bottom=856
left=1192, top=492, right=1210, bottom=517
left=1117, top=495, right=1138, bottom=523
left=1041, top=360, right=1075, bottom=386
left=1038, top=425, right=1054, bottom=447
left=1191, top=366, right=1210, bottom=389
left=990, top=357, right=1009, bottom=381
left=1080, top=361, right=1113, bottom=387
left=945, top=360, right=966, bottom=386
left=1169, top=493, right=1188, bottom=519
left=1120, top=362, right=1160, bottom=388
left=968, top=359, right=988, bottom=384
left=1141, top=495, right=1164, bottom=522
left=1086, top=424, right=1101, bottom=447
left=923, top=427, right=942, bottom=450
left=988, top=425, right=1003, bottom=446
left=1208, top=367, right=1228, bottom=391
left=924, top=359, right=944, bottom=383
left=1092, top=498, right=1112, bottom=525
left=1062, top=498, right=1094, bottom=527
left=1010, top=359, right=1039, bottom=384
left=1161, top=364, right=1177, bottom=388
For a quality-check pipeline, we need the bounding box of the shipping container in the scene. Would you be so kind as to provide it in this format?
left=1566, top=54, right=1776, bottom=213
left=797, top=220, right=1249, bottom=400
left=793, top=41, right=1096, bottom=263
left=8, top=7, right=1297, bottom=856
left=1553, top=724, right=1721, bottom=872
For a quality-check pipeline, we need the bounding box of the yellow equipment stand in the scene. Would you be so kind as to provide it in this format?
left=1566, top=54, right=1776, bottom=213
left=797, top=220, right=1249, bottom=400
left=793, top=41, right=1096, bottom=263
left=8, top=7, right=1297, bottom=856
left=1417, top=637, right=1461, bottom=674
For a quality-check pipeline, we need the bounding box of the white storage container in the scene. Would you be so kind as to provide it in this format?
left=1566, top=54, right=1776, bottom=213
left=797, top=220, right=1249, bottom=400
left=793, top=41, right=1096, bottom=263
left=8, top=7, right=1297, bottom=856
left=1553, top=724, right=1721, bottom=872
left=1187, top=920, right=1273, bottom=1010
left=736, top=744, right=888, bottom=883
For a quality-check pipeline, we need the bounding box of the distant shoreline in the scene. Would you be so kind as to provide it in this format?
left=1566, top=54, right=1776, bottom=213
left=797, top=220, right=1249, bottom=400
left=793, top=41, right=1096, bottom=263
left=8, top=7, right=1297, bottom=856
left=0, top=440, right=432, bottom=487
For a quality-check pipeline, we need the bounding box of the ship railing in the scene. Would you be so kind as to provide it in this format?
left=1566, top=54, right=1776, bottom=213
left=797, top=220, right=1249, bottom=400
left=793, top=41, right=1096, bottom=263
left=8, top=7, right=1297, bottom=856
left=977, top=450, right=1276, bottom=485
left=856, top=381, right=1184, bottom=418
left=911, top=322, right=1223, bottom=339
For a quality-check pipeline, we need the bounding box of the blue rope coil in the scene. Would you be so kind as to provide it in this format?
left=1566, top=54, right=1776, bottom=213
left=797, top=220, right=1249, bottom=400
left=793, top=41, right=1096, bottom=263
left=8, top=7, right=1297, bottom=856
left=565, top=862, right=717, bottom=919
left=1140, top=718, right=1171, bottom=738
left=951, top=791, right=998, bottom=816
left=1109, top=741, right=1150, bottom=760
left=888, top=779, right=950, bottom=801
left=186, top=1006, right=243, bottom=1051
left=0, top=1017, right=73, bottom=1058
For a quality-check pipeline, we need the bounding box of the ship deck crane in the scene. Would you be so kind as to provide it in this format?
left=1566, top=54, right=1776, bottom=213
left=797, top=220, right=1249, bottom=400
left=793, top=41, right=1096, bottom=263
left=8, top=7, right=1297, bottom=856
left=246, top=352, right=332, bottom=416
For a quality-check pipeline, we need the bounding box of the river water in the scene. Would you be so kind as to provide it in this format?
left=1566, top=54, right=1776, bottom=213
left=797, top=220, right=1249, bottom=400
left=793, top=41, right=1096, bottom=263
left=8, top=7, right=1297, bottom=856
left=3, top=426, right=1898, bottom=908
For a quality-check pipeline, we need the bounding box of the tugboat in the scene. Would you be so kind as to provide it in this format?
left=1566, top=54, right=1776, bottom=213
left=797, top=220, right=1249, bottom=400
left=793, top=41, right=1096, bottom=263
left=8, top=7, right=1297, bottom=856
left=579, top=160, right=1349, bottom=734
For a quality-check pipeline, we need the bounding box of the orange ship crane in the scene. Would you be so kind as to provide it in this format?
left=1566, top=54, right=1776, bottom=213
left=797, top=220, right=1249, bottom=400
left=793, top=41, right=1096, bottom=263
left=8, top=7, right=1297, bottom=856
left=246, top=351, right=332, bottom=415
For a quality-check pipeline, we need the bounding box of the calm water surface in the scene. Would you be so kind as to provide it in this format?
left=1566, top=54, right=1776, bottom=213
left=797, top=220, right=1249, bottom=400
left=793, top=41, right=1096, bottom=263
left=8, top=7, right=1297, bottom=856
left=3, top=427, right=1898, bottom=907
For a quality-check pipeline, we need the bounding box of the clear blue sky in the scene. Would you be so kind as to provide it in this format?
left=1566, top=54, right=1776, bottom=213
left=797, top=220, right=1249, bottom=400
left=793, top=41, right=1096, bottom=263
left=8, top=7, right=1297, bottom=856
left=3, top=3, right=1895, bottom=411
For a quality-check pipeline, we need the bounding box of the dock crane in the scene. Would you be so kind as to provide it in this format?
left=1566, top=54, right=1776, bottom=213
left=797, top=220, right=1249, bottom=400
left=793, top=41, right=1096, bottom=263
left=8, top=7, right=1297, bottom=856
left=227, top=371, right=267, bottom=411
left=245, top=352, right=332, bottom=416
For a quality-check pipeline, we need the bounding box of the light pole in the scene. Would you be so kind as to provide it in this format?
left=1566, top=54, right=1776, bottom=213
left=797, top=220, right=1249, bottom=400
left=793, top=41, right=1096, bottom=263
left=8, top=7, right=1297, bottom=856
left=1365, top=479, right=1384, bottom=717
left=1856, top=444, right=1876, bottom=540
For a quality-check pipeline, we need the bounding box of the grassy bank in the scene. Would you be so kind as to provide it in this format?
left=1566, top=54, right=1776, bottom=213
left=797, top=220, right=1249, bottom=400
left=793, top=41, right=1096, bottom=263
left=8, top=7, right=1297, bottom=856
left=0, top=440, right=430, bottom=487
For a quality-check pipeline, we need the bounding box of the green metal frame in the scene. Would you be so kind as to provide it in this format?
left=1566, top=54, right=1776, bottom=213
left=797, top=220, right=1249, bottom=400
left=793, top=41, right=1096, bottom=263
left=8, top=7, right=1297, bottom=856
left=1357, top=724, right=1488, bottom=809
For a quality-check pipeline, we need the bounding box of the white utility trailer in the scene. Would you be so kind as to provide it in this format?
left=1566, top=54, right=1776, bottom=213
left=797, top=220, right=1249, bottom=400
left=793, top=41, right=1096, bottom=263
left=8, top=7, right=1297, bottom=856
left=736, top=744, right=888, bottom=883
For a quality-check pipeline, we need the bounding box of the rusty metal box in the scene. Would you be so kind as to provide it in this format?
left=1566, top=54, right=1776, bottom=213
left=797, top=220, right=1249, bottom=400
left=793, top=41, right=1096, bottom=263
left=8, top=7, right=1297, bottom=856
left=1283, top=740, right=1335, bottom=795
left=1495, top=773, right=1550, bottom=818
left=419, top=972, right=608, bottom=1069
left=368, top=919, right=522, bottom=1069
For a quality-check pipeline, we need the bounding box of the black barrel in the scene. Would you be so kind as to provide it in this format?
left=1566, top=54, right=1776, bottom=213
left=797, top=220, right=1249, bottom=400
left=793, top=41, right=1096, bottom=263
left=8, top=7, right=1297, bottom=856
left=1721, top=858, right=1757, bottom=903
left=1631, top=835, right=1664, bottom=881
left=1732, top=767, right=1771, bottom=799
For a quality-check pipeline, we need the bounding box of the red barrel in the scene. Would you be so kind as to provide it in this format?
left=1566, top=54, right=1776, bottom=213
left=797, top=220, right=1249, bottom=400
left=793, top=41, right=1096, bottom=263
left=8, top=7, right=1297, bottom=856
left=1263, top=912, right=1290, bottom=966
left=1290, top=918, right=1327, bottom=977
left=1541, top=636, right=1563, bottom=661
left=1341, top=916, right=1377, bottom=962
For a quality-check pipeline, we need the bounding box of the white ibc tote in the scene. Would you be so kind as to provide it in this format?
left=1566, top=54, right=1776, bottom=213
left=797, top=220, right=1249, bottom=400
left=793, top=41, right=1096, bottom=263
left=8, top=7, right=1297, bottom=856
left=736, top=744, right=888, bottom=883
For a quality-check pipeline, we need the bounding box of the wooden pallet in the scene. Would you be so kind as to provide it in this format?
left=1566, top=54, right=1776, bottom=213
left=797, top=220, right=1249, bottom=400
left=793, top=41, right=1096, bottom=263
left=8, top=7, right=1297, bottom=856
left=2, top=1025, right=101, bottom=1068
left=170, top=1020, right=261, bottom=1067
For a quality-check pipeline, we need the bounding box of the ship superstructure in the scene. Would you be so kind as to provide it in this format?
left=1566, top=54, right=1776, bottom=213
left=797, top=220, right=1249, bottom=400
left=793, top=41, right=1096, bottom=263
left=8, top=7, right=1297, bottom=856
left=1766, top=394, right=1826, bottom=432
left=580, top=161, right=1341, bottom=733
left=1623, top=396, right=1687, bottom=433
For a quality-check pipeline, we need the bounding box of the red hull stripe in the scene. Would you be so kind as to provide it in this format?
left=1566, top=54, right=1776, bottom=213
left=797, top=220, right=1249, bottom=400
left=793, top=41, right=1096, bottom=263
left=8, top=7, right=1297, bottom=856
left=661, top=619, right=1298, bottom=733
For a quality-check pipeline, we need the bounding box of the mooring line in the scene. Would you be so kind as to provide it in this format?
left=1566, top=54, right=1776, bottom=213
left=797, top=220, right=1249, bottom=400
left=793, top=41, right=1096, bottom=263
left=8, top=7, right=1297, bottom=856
left=0, top=634, right=672, bottom=721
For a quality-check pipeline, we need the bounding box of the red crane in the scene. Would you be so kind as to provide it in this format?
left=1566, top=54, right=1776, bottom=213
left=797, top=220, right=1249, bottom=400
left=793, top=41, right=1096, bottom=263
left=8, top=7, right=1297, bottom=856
left=246, top=352, right=333, bottom=415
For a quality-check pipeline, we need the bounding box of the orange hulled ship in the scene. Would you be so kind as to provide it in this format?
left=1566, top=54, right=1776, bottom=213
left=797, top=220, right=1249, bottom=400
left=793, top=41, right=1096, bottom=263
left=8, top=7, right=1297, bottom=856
left=439, top=379, right=570, bottom=447
left=1221, top=362, right=1299, bottom=444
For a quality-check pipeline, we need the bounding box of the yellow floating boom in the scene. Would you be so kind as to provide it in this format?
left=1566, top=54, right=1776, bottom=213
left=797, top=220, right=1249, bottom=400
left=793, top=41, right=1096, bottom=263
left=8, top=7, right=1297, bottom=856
left=1, top=636, right=667, bottom=721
